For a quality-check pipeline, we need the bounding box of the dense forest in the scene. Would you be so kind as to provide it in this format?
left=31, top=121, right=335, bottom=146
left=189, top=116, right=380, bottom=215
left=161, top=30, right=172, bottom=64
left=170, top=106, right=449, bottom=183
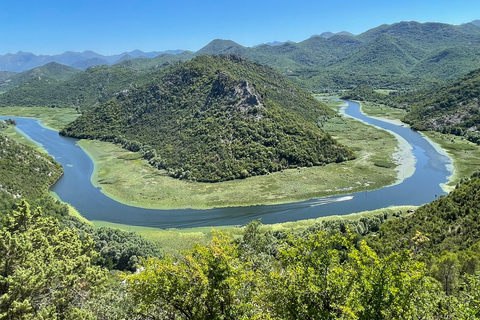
left=60, top=55, right=354, bottom=182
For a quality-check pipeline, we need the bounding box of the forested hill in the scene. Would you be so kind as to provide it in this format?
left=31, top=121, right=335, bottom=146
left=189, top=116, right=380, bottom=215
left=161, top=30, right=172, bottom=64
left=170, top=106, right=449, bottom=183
left=344, top=67, right=480, bottom=144
left=61, top=55, right=354, bottom=182
left=0, top=121, right=67, bottom=219
left=2, top=21, right=480, bottom=101
left=402, top=68, right=480, bottom=142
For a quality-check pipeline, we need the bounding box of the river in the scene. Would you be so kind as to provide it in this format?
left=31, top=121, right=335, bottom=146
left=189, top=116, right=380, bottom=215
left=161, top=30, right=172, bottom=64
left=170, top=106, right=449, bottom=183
left=1, top=101, right=452, bottom=228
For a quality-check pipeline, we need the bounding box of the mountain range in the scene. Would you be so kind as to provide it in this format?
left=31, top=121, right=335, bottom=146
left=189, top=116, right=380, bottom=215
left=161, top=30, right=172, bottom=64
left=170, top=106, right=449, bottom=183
left=0, top=49, right=184, bottom=73
left=1, top=20, right=480, bottom=103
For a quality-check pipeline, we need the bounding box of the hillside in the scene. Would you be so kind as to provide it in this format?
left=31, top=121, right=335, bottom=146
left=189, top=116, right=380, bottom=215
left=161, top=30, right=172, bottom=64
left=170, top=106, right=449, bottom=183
left=342, top=66, right=480, bottom=144
left=0, top=120, right=67, bottom=219
left=332, top=33, right=425, bottom=74
left=402, top=68, right=480, bottom=142
left=370, top=174, right=480, bottom=257
left=0, top=64, right=151, bottom=110
left=61, top=55, right=354, bottom=182
left=0, top=62, right=81, bottom=93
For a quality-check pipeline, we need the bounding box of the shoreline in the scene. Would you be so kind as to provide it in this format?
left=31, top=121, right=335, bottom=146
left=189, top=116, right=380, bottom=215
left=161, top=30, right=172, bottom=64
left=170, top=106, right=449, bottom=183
left=76, top=136, right=400, bottom=210
left=65, top=101, right=427, bottom=211
left=353, top=101, right=455, bottom=192
left=339, top=101, right=416, bottom=185
left=2, top=103, right=451, bottom=214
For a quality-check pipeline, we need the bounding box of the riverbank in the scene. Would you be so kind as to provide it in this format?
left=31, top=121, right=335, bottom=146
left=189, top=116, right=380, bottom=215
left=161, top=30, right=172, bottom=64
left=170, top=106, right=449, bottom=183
left=0, top=106, right=80, bottom=130
left=337, top=101, right=416, bottom=185
left=359, top=101, right=480, bottom=189
left=76, top=102, right=401, bottom=210
left=93, top=205, right=416, bottom=255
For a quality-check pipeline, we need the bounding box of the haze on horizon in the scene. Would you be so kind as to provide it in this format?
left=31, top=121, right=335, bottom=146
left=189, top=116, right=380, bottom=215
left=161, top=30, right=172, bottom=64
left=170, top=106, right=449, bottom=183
left=1, top=0, right=479, bottom=56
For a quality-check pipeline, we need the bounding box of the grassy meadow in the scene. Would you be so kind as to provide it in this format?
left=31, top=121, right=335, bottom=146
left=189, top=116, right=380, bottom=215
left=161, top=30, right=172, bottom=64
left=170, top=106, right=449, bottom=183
left=0, top=106, right=80, bottom=130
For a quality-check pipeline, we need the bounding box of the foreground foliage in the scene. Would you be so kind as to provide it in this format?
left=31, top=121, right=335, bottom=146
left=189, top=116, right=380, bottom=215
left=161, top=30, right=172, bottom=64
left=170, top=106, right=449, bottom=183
left=2, top=194, right=480, bottom=318
left=0, top=201, right=107, bottom=319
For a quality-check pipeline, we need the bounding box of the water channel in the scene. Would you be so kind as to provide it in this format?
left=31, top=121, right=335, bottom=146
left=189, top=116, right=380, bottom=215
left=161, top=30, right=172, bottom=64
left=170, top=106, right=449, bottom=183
left=1, top=100, right=452, bottom=228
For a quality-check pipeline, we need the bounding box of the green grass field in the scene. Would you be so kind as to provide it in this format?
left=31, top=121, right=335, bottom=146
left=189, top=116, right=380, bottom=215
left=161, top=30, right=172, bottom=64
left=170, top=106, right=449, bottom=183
left=359, top=101, right=407, bottom=121
left=0, top=106, right=80, bottom=130
left=423, top=131, right=480, bottom=190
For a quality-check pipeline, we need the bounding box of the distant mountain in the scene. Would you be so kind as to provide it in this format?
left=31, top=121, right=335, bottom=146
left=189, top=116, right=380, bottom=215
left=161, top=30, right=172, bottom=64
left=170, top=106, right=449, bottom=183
left=60, top=55, right=354, bottom=182
left=471, top=20, right=480, bottom=27
left=334, top=33, right=425, bottom=73
left=317, top=31, right=354, bottom=38
left=196, top=39, right=248, bottom=55
left=0, top=62, right=81, bottom=93
left=0, top=49, right=185, bottom=72
left=357, top=21, right=480, bottom=49
left=262, top=41, right=287, bottom=46
left=70, top=57, right=111, bottom=69
left=410, top=46, right=480, bottom=80
left=0, top=64, right=150, bottom=109
left=2, top=20, right=480, bottom=94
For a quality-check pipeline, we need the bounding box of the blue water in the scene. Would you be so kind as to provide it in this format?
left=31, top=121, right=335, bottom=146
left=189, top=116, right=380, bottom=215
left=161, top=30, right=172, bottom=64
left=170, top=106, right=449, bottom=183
left=1, top=101, right=451, bottom=228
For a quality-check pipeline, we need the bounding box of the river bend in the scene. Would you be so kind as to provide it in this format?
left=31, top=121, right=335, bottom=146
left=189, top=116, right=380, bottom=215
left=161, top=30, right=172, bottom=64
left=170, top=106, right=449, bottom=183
left=1, top=101, right=452, bottom=228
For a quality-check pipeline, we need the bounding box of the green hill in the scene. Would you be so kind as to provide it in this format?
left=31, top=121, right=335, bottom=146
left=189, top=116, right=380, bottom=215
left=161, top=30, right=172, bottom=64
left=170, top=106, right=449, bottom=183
left=410, top=46, right=480, bottom=80
left=0, top=62, right=81, bottom=93
left=0, top=64, right=148, bottom=110
left=357, top=21, right=480, bottom=49
left=60, top=55, right=354, bottom=182
left=196, top=39, right=249, bottom=56
left=2, top=21, right=480, bottom=102
left=402, top=68, right=480, bottom=142
left=333, top=34, right=425, bottom=74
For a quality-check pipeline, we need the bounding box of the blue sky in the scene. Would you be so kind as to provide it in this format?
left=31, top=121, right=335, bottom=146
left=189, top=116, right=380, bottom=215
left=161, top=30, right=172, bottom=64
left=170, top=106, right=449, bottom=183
left=1, top=0, right=479, bottom=55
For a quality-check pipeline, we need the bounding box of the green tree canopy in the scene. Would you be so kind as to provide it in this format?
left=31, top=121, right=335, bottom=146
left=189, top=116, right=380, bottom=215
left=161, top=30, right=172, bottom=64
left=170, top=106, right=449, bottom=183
left=0, top=201, right=107, bottom=320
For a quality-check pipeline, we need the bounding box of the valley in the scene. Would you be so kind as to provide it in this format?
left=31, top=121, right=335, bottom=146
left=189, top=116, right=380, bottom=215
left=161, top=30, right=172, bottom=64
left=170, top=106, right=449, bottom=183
left=3, top=15, right=480, bottom=318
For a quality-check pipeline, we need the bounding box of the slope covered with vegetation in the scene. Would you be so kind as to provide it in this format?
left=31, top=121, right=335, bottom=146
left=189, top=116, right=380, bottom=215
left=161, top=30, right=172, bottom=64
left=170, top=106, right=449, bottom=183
left=61, top=55, right=354, bottom=182
left=0, top=62, right=81, bottom=93
left=0, top=120, right=67, bottom=220
left=403, top=68, right=480, bottom=140
left=344, top=67, right=480, bottom=144
left=5, top=182, right=480, bottom=319
left=0, top=64, right=151, bottom=110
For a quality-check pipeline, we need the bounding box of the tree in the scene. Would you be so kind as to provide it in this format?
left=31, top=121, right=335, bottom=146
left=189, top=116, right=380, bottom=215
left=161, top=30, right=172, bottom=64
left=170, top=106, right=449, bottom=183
left=125, top=230, right=258, bottom=319
left=260, top=232, right=428, bottom=320
left=346, top=241, right=426, bottom=319
left=260, top=232, right=354, bottom=320
left=0, top=201, right=107, bottom=320
left=433, top=251, right=460, bottom=295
